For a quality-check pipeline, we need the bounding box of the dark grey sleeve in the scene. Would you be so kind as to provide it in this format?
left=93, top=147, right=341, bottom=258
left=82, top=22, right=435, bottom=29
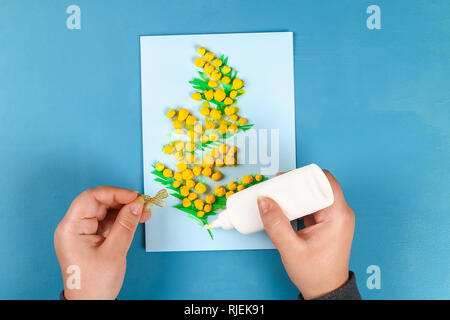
left=297, top=271, right=361, bottom=300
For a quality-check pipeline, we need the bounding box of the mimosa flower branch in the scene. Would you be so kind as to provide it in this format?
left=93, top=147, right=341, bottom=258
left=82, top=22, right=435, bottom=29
left=151, top=46, right=266, bottom=239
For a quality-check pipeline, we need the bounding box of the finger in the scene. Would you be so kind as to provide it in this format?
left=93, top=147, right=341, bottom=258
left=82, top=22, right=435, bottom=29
left=63, top=186, right=138, bottom=236
left=102, top=196, right=145, bottom=256
left=90, top=186, right=139, bottom=210
left=96, top=210, right=119, bottom=237
left=139, top=210, right=152, bottom=223
left=257, top=196, right=301, bottom=254
left=313, top=170, right=352, bottom=224
left=303, top=214, right=316, bottom=227
left=68, top=186, right=139, bottom=221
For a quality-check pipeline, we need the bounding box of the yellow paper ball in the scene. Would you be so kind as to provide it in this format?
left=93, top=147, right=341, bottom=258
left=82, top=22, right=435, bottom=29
left=191, top=92, right=202, bottom=101
left=163, top=168, right=173, bottom=178
left=166, top=109, right=176, bottom=118
left=182, top=198, right=191, bottom=207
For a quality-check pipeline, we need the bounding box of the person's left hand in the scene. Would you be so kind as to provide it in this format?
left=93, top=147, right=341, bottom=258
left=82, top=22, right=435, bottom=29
left=54, top=186, right=151, bottom=300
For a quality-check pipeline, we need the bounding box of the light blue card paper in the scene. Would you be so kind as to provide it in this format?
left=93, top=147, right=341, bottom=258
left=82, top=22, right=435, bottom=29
left=140, top=32, right=296, bottom=252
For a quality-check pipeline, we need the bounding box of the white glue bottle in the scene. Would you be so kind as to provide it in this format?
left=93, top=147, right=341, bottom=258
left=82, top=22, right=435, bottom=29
left=207, top=163, right=334, bottom=234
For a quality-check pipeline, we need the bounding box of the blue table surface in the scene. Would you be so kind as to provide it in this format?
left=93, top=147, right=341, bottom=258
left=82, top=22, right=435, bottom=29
left=0, top=0, right=449, bottom=299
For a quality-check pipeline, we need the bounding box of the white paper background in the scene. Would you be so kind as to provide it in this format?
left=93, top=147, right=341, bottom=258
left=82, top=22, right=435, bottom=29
left=140, top=32, right=296, bottom=252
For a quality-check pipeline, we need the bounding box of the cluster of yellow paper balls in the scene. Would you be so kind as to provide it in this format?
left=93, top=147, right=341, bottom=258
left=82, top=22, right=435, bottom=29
left=212, top=174, right=264, bottom=199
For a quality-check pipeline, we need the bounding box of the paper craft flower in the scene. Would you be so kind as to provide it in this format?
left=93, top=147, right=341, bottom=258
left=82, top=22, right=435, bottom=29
left=151, top=47, right=266, bottom=239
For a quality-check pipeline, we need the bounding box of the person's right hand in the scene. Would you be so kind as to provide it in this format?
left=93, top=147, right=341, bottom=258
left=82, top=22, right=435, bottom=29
left=257, top=170, right=355, bottom=300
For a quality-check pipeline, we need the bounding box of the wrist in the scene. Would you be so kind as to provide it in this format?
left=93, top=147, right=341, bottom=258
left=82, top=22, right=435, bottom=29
left=299, top=270, right=350, bottom=300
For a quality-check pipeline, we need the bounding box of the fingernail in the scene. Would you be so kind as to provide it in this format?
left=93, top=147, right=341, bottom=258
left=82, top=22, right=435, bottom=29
left=257, top=196, right=271, bottom=215
left=130, top=199, right=144, bottom=216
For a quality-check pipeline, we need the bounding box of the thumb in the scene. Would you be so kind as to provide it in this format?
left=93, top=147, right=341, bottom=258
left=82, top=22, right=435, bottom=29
left=102, top=196, right=145, bottom=256
left=257, top=197, right=300, bottom=254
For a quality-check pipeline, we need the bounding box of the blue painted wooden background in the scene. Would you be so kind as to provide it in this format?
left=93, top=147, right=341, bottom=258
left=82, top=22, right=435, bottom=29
left=0, top=0, right=448, bottom=299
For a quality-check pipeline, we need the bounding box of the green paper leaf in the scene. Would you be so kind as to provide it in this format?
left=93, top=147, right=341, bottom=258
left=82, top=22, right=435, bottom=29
left=170, top=193, right=184, bottom=200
